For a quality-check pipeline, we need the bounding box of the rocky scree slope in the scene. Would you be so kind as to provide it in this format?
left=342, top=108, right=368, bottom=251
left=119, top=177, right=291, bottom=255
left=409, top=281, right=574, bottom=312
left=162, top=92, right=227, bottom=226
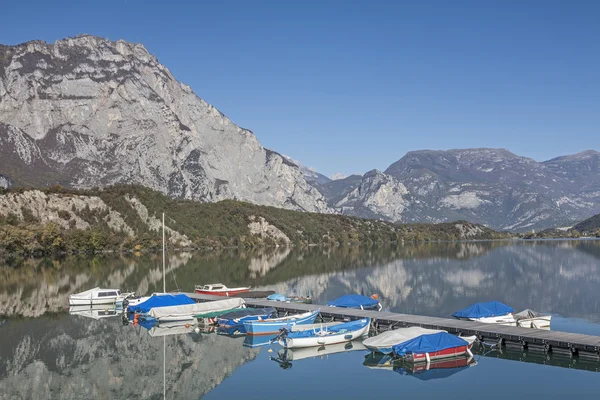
left=0, top=35, right=328, bottom=213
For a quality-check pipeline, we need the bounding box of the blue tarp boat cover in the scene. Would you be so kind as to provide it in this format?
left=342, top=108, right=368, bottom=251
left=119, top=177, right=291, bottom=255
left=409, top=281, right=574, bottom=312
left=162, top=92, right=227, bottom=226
left=267, top=294, right=288, bottom=301
left=451, top=301, right=514, bottom=319
left=128, top=294, right=195, bottom=314
left=286, top=318, right=370, bottom=339
left=392, top=332, right=469, bottom=357
left=327, top=294, right=379, bottom=309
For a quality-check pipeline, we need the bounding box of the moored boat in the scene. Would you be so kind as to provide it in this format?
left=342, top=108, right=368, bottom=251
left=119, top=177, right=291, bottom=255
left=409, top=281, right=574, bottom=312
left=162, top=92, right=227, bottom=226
left=267, top=293, right=313, bottom=304
left=327, top=294, right=381, bottom=311
left=278, top=318, right=371, bottom=349
left=243, top=310, right=319, bottom=336
left=127, top=293, right=196, bottom=315
left=147, top=297, right=246, bottom=322
left=216, top=307, right=277, bottom=330
left=514, top=309, right=552, bottom=329
left=392, top=332, right=477, bottom=363
left=194, top=283, right=250, bottom=296
left=363, top=327, right=447, bottom=354
left=452, top=301, right=516, bottom=325
left=68, top=288, right=132, bottom=306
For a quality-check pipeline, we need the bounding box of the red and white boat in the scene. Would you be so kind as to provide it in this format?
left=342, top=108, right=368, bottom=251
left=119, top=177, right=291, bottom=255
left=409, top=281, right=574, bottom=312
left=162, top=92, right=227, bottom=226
left=408, top=335, right=476, bottom=363
left=194, top=283, right=250, bottom=296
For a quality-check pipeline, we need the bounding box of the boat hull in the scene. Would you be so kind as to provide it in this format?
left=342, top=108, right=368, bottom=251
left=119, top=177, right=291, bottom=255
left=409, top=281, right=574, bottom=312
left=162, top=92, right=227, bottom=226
left=456, top=314, right=516, bottom=325
left=279, top=319, right=370, bottom=349
left=68, top=296, right=124, bottom=306
left=516, top=316, right=552, bottom=329
left=195, top=288, right=250, bottom=296
left=243, top=311, right=319, bottom=336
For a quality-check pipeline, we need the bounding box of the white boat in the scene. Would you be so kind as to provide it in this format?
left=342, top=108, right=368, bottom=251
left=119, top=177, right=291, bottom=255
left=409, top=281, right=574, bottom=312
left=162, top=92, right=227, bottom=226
left=363, top=327, right=447, bottom=354
left=452, top=301, right=516, bottom=325
left=68, top=305, right=120, bottom=320
left=514, top=309, right=552, bottom=329
left=147, top=297, right=245, bottom=322
left=279, top=318, right=371, bottom=349
left=68, top=287, right=132, bottom=306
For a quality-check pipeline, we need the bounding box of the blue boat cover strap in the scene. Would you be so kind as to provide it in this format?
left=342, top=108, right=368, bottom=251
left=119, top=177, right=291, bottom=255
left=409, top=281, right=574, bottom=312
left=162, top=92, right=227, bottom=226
left=451, top=301, right=514, bottom=319
left=327, top=294, right=379, bottom=309
left=392, top=332, right=469, bottom=357
left=128, top=294, right=195, bottom=314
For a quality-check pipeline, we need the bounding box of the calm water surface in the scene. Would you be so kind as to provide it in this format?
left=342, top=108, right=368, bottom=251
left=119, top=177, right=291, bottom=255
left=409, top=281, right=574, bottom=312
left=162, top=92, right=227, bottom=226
left=1, top=240, right=600, bottom=399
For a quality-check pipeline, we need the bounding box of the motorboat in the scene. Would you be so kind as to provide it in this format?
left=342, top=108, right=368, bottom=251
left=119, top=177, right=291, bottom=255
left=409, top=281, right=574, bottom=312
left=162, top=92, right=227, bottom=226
left=392, top=332, right=477, bottom=363
left=327, top=294, right=381, bottom=311
left=278, top=318, right=371, bottom=349
left=514, top=309, right=552, bottom=329
left=363, top=327, right=447, bottom=354
left=267, top=293, right=313, bottom=304
left=194, top=283, right=250, bottom=296
left=68, top=287, right=132, bottom=306
left=243, top=310, right=319, bottom=336
left=452, top=301, right=516, bottom=325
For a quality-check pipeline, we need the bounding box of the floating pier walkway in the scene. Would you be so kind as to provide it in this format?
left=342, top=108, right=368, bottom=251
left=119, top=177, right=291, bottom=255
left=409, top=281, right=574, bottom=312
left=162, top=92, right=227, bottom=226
left=184, top=292, right=600, bottom=361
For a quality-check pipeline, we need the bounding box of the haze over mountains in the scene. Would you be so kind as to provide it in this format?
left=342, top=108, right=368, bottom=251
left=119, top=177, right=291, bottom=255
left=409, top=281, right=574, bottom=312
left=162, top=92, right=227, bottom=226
left=1, top=36, right=598, bottom=231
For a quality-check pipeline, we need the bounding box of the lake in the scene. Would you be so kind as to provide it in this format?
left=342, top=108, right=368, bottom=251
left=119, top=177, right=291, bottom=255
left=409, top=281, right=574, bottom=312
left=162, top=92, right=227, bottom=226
left=1, top=240, right=600, bottom=399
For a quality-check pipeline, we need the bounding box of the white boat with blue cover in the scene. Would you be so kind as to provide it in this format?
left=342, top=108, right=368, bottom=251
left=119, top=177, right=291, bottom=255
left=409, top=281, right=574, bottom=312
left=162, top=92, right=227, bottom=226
left=452, top=301, right=516, bottom=325
left=278, top=318, right=371, bottom=349
left=243, top=310, right=319, bottom=336
left=327, top=294, right=381, bottom=311
left=363, top=327, right=447, bottom=354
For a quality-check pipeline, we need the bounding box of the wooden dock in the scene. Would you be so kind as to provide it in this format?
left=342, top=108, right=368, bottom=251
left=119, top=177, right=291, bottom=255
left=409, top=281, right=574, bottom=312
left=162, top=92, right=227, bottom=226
left=184, top=292, right=600, bottom=360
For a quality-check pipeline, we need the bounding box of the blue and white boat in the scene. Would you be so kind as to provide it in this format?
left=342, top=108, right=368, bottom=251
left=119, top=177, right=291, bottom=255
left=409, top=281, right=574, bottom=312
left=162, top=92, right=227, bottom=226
left=217, top=307, right=277, bottom=331
left=278, top=318, right=371, bottom=348
left=392, top=332, right=476, bottom=363
left=127, top=293, right=196, bottom=315
left=452, top=301, right=515, bottom=325
left=327, top=294, right=381, bottom=311
left=243, top=310, right=319, bottom=336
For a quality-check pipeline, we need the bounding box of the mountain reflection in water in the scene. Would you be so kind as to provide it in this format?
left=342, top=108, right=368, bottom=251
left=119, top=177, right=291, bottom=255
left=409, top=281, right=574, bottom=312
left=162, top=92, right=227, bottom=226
left=2, top=240, right=600, bottom=399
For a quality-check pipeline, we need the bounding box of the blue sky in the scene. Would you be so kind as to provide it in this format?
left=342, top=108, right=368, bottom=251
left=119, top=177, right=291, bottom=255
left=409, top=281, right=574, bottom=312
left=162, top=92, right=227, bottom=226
left=2, top=0, right=599, bottom=177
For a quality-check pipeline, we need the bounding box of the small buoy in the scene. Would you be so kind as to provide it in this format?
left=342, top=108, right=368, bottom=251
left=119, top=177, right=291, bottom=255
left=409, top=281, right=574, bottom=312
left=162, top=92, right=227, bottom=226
left=185, top=323, right=190, bottom=328
left=267, top=348, right=273, bottom=353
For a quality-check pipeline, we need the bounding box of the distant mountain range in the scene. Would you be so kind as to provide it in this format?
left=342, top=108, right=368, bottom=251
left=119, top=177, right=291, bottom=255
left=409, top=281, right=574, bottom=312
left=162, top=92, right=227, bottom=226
left=309, top=148, right=600, bottom=231
left=1, top=36, right=598, bottom=231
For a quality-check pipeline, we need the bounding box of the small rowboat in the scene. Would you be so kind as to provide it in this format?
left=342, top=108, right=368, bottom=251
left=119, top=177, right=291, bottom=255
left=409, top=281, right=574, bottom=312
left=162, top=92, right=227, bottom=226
left=327, top=294, right=381, bottom=311
left=278, top=318, right=371, bottom=349
left=68, top=288, right=132, bottom=306
left=147, top=298, right=245, bottom=322
left=195, top=283, right=250, bottom=296
left=243, top=310, right=319, bottom=336
left=392, top=332, right=477, bottom=363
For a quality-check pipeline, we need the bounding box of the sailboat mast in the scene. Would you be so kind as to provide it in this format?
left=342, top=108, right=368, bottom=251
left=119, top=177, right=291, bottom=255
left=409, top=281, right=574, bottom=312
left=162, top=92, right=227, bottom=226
left=162, top=212, right=166, bottom=293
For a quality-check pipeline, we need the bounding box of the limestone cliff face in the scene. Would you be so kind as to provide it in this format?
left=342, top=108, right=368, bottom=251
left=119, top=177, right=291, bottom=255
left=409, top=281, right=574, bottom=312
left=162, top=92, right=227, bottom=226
left=0, top=35, right=329, bottom=213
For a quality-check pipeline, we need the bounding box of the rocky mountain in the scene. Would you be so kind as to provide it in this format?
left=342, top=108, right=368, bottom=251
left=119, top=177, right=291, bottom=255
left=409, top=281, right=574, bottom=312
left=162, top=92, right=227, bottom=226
left=320, top=148, right=600, bottom=231
left=0, top=35, right=328, bottom=213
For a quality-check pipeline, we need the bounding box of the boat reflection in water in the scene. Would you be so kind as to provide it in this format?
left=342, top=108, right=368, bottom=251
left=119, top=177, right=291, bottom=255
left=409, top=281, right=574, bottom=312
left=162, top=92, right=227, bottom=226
left=243, top=333, right=279, bottom=348
left=271, top=340, right=367, bottom=369
left=68, top=304, right=121, bottom=320
left=363, top=351, right=477, bottom=380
